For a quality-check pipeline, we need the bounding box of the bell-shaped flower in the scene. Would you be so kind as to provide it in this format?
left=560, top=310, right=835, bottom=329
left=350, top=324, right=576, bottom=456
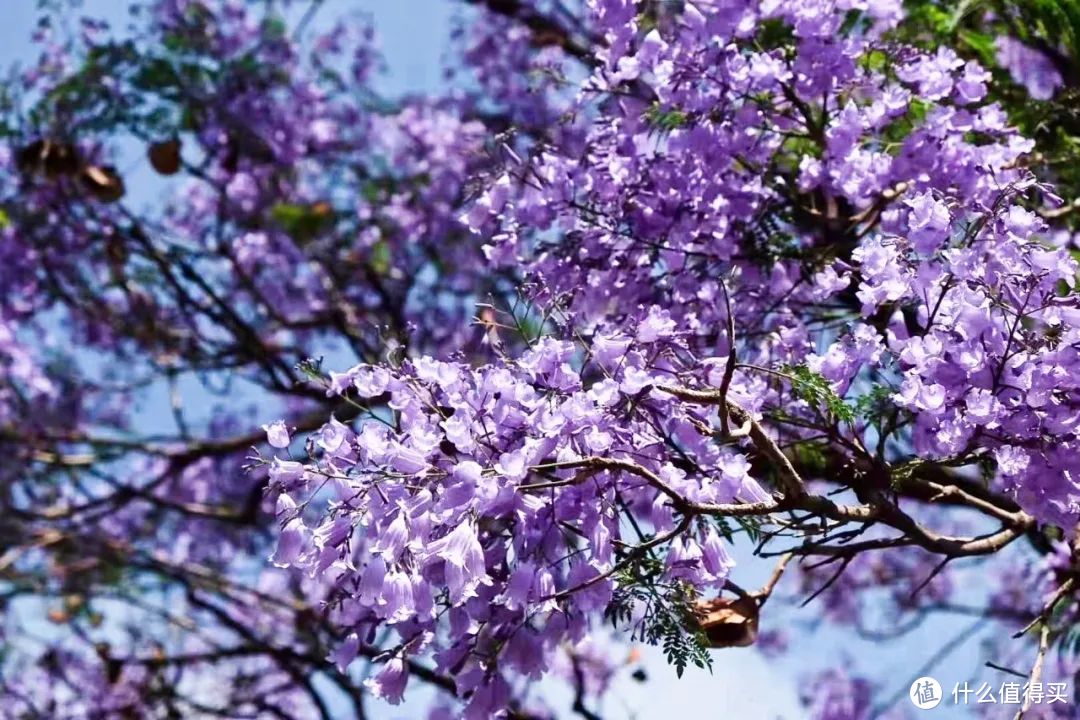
left=330, top=633, right=360, bottom=673
left=262, top=420, right=290, bottom=449
left=372, top=511, right=410, bottom=561
left=380, top=570, right=416, bottom=623
left=427, top=521, right=490, bottom=604
left=701, top=526, right=736, bottom=582
left=364, top=657, right=408, bottom=705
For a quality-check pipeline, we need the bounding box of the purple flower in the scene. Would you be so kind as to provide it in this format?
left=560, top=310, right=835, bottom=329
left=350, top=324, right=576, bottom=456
left=364, top=657, right=409, bottom=704
left=905, top=191, right=951, bottom=253
left=996, top=36, right=1063, bottom=100
left=359, top=556, right=387, bottom=606
left=373, top=511, right=410, bottom=560
left=701, top=527, right=735, bottom=581
left=268, top=457, right=305, bottom=487
left=380, top=570, right=416, bottom=623
left=427, top=522, right=490, bottom=603
left=330, top=633, right=360, bottom=673
left=262, top=420, right=291, bottom=449
left=636, top=306, right=676, bottom=342
left=271, top=495, right=308, bottom=568
left=995, top=446, right=1030, bottom=476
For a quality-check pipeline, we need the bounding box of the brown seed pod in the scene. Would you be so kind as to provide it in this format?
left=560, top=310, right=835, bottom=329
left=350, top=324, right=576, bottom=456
left=147, top=137, right=182, bottom=175
left=16, top=139, right=81, bottom=177
left=692, top=595, right=760, bottom=648
left=15, top=139, right=46, bottom=175
left=80, top=165, right=126, bottom=203
left=43, top=141, right=80, bottom=177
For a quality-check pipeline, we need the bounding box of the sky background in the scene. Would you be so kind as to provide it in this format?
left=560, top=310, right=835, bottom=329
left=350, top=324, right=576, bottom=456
left=0, top=2, right=1019, bottom=718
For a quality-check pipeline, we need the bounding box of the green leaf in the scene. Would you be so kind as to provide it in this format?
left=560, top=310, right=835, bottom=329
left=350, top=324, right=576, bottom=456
left=780, top=363, right=856, bottom=424
left=270, top=202, right=335, bottom=244
left=369, top=240, right=391, bottom=275
left=957, top=29, right=997, bottom=65
left=262, top=14, right=288, bottom=40
left=853, top=384, right=896, bottom=422
left=860, top=49, right=890, bottom=71
left=605, top=553, right=713, bottom=678
left=947, top=0, right=989, bottom=32
left=644, top=103, right=691, bottom=132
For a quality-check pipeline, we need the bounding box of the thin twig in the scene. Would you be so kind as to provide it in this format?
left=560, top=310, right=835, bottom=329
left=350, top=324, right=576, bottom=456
left=1015, top=623, right=1051, bottom=720
left=754, top=553, right=792, bottom=607
left=1013, top=577, right=1075, bottom=639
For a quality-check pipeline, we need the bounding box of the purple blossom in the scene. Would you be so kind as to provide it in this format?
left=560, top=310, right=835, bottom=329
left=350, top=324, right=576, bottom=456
left=365, top=657, right=409, bottom=704
left=9, top=0, right=1080, bottom=716
left=995, top=36, right=1063, bottom=100
left=263, top=421, right=291, bottom=449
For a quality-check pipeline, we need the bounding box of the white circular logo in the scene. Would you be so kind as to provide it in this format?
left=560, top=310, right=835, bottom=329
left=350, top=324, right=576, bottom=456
left=909, top=676, right=943, bottom=710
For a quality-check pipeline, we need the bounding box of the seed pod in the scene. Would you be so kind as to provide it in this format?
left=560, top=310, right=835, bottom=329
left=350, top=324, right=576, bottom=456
left=692, top=595, right=760, bottom=648
left=16, top=139, right=80, bottom=177
left=43, top=141, right=80, bottom=177
left=80, top=165, right=126, bottom=203
left=147, top=137, right=182, bottom=175
left=15, top=139, right=45, bottom=175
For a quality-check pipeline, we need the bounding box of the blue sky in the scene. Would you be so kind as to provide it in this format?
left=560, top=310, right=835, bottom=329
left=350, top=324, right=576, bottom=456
left=0, top=3, right=1015, bottom=718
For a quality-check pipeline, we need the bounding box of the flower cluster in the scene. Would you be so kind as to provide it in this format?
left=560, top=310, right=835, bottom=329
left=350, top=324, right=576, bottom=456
left=278, top=0, right=1080, bottom=714
left=271, top=336, right=747, bottom=712
left=6, top=0, right=1080, bottom=716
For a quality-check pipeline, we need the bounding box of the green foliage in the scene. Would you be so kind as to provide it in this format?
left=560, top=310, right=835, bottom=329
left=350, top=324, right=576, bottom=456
left=636, top=11, right=658, bottom=33
left=902, top=2, right=955, bottom=37
left=22, top=19, right=291, bottom=142
left=261, top=14, right=288, bottom=40
left=878, top=98, right=933, bottom=146
left=1059, top=624, right=1080, bottom=656
left=956, top=27, right=997, bottom=65
left=1046, top=588, right=1080, bottom=654
left=605, top=553, right=713, bottom=678
left=368, top=239, right=392, bottom=276
left=710, top=514, right=763, bottom=544
left=361, top=177, right=397, bottom=204
left=1006, top=0, right=1080, bottom=60
left=755, top=18, right=796, bottom=51
left=270, top=202, right=336, bottom=245
left=643, top=103, right=691, bottom=132
left=853, top=384, right=895, bottom=423
left=655, top=593, right=713, bottom=679
left=745, top=209, right=801, bottom=265
left=780, top=363, right=855, bottom=424
left=859, top=48, right=890, bottom=72
left=791, top=440, right=831, bottom=476
left=898, top=0, right=1080, bottom=227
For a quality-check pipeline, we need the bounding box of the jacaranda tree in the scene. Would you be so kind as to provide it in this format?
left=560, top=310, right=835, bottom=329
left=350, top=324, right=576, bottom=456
left=4, top=0, right=1080, bottom=717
